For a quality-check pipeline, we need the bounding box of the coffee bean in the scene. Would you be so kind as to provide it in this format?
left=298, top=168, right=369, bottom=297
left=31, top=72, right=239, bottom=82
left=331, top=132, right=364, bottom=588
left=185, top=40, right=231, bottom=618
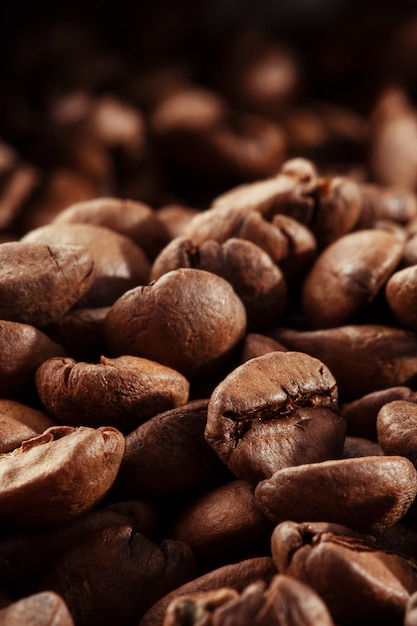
left=301, top=229, right=403, bottom=329
left=0, top=426, right=125, bottom=526
left=36, top=355, right=189, bottom=434
left=0, top=241, right=95, bottom=327
left=205, top=351, right=345, bottom=483
left=255, top=455, right=417, bottom=533
left=104, top=268, right=247, bottom=378
left=22, top=222, right=151, bottom=307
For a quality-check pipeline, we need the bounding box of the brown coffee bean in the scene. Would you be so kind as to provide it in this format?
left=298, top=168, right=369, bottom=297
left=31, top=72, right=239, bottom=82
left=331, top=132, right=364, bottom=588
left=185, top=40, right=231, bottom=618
left=0, top=499, right=158, bottom=596
left=0, top=591, right=74, bottom=626
left=271, top=520, right=417, bottom=626
left=40, top=525, right=197, bottom=626
left=0, top=399, right=55, bottom=453
left=274, top=324, right=417, bottom=400
left=36, top=355, right=189, bottom=434
left=342, top=386, right=417, bottom=440
left=0, top=320, right=66, bottom=398
left=150, top=236, right=287, bottom=330
left=163, top=586, right=241, bottom=626
left=104, top=268, right=247, bottom=378
left=255, top=455, right=417, bottom=533
left=0, top=425, right=125, bottom=526
left=183, top=157, right=318, bottom=245
left=342, top=435, right=384, bottom=458
left=22, top=222, right=150, bottom=307
left=301, top=229, right=403, bottom=329
left=357, top=183, right=417, bottom=230
left=256, top=575, right=334, bottom=626
left=386, top=265, right=417, bottom=331
left=168, top=480, right=272, bottom=569
left=139, top=557, right=277, bottom=626
left=377, top=400, right=417, bottom=465
left=236, top=211, right=317, bottom=282
left=0, top=241, right=95, bottom=327
left=310, top=175, right=362, bottom=249
left=115, top=399, right=230, bottom=501
left=240, top=333, right=287, bottom=364
left=53, top=197, right=169, bottom=260
left=205, top=351, right=345, bottom=483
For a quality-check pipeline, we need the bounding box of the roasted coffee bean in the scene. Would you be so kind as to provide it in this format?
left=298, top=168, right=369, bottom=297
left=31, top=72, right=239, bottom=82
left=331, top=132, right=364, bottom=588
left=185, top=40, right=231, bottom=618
left=377, top=400, right=417, bottom=465
left=274, top=324, right=417, bottom=400
left=0, top=320, right=66, bottom=398
left=342, top=386, right=417, bottom=440
left=139, top=557, right=277, bottom=626
left=36, top=355, right=189, bottom=434
left=301, top=229, right=403, bottom=329
left=183, top=157, right=318, bottom=245
left=168, top=480, right=272, bottom=569
left=342, top=435, right=384, bottom=458
left=236, top=211, right=317, bottom=282
left=53, top=197, right=169, bottom=260
left=22, top=222, right=151, bottom=307
left=386, top=265, right=417, bottom=331
left=0, top=241, right=94, bottom=327
left=255, top=455, right=417, bottom=533
left=239, top=333, right=287, bottom=364
left=115, top=399, right=230, bottom=501
left=150, top=236, right=287, bottom=330
left=104, top=268, right=247, bottom=378
left=205, top=351, right=345, bottom=483
left=0, top=425, right=125, bottom=526
left=310, top=175, right=362, bottom=249
left=271, top=521, right=417, bottom=626
left=357, top=183, right=417, bottom=230
left=163, top=575, right=334, bottom=626
left=0, top=399, right=55, bottom=453
left=39, top=525, right=197, bottom=626
left=0, top=499, right=158, bottom=596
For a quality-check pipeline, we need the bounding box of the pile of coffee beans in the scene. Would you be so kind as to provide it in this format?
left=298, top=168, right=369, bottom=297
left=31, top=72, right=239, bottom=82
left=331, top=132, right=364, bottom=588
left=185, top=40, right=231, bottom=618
left=3, top=0, right=417, bottom=624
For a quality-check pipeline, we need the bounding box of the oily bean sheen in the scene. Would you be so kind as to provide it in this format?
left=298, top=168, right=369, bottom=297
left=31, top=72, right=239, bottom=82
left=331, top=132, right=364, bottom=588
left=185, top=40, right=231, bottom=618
left=302, top=229, right=403, bottom=329
left=104, top=268, right=247, bottom=378
left=255, top=455, right=417, bottom=533
left=0, top=242, right=95, bottom=327
left=35, top=355, right=189, bottom=434
left=0, top=425, right=125, bottom=526
left=205, top=351, right=345, bottom=483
